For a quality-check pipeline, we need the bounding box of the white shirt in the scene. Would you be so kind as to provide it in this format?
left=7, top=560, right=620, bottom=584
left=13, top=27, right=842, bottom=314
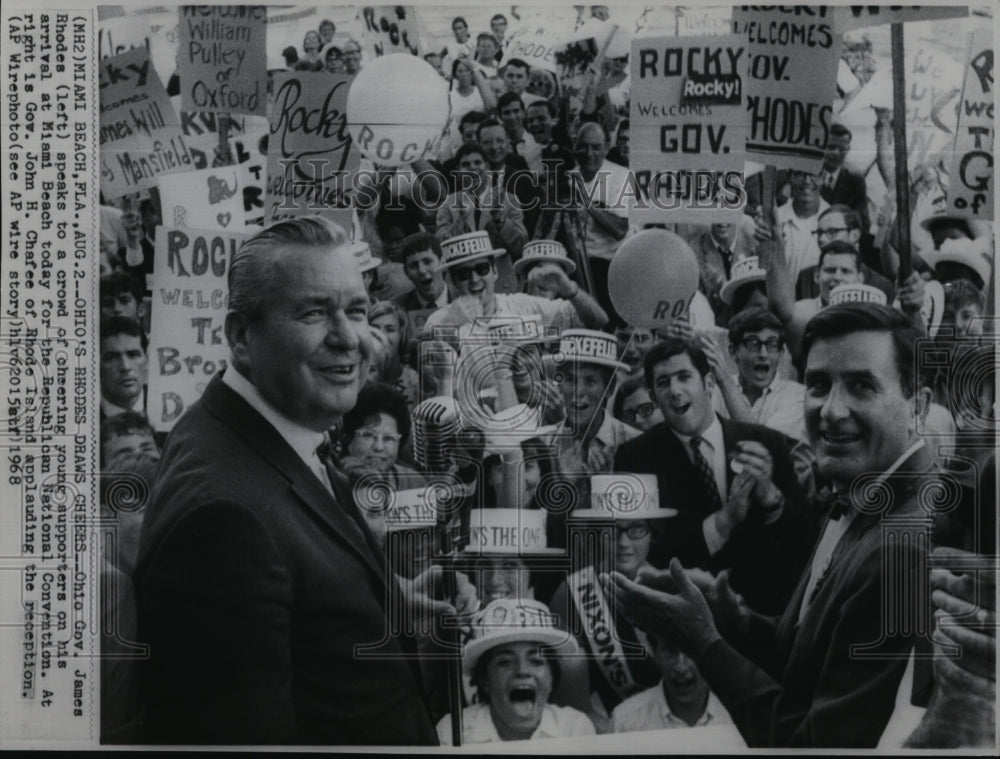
left=423, top=291, right=580, bottom=335
left=612, top=682, right=732, bottom=733
left=775, top=198, right=829, bottom=283
left=437, top=702, right=595, bottom=744
left=222, top=367, right=330, bottom=492
left=558, top=411, right=641, bottom=473
left=673, top=416, right=731, bottom=557
left=511, top=130, right=543, bottom=176
left=571, top=160, right=633, bottom=261
left=798, top=439, right=927, bottom=624
left=715, top=375, right=806, bottom=441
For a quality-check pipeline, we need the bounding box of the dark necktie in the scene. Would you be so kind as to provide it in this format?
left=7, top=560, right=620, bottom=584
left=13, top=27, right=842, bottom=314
left=316, top=438, right=384, bottom=556
left=690, top=436, right=724, bottom=514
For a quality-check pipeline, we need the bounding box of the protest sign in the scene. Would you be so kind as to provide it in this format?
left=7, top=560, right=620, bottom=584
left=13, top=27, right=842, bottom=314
left=504, top=17, right=569, bottom=74
left=948, top=28, right=993, bottom=221
left=229, top=114, right=269, bottom=226
left=178, top=5, right=267, bottom=117
left=157, top=165, right=249, bottom=230
left=146, top=226, right=247, bottom=432
left=732, top=6, right=842, bottom=173
left=99, top=46, right=193, bottom=199
left=834, top=5, right=968, bottom=33
left=630, top=35, right=747, bottom=224
left=839, top=40, right=964, bottom=172
left=178, top=110, right=241, bottom=169
left=98, top=14, right=151, bottom=61
left=264, top=71, right=359, bottom=228
left=359, top=5, right=420, bottom=58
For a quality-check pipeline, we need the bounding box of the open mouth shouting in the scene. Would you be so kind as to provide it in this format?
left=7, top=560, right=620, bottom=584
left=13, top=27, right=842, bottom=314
left=506, top=683, right=540, bottom=719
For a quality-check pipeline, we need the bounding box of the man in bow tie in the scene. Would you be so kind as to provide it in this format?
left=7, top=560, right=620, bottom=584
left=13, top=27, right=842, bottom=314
left=603, top=303, right=939, bottom=747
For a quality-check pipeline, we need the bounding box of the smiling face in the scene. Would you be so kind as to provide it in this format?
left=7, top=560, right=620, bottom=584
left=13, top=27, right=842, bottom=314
left=816, top=251, right=862, bottom=304
left=452, top=19, right=468, bottom=43
left=478, top=124, right=510, bottom=168
left=650, top=352, right=715, bottom=437
left=527, top=70, right=555, bottom=99
left=525, top=104, right=554, bottom=144
left=559, top=363, right=611, bottom=435
left=804, top=331, right=919, bottom=490
left=101, top=333, right=148, bottom=409
left=403, top=248, right=443, bottom=302
left=454, top=59, right=474, bottom=88
left=478, top=642, right=553, bottom=739
left=732, top=327, right=783, bottom=393
left=448, top=258, right=497, bottom=306
left=347, top=412, right=400, bottom=472
left=236, top=245, right=373, bottom=431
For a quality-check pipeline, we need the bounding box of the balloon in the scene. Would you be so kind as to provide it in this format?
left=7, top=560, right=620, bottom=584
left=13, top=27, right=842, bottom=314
left=346, top=54, right=450, bottom=167
left=607, top=229, right=700, bottom=328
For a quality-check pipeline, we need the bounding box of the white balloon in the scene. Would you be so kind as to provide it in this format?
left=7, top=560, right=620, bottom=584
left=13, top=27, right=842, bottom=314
left=608, top=229, right=700, bottom=329
left=346, top=54, right=450, bottom=167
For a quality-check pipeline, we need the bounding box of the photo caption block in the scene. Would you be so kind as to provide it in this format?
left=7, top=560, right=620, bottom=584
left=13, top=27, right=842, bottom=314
left=1, top=7, right=99, bottom=745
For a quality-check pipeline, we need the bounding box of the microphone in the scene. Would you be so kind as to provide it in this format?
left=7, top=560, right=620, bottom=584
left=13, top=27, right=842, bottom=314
left=411, top=396, right=461, bottom=474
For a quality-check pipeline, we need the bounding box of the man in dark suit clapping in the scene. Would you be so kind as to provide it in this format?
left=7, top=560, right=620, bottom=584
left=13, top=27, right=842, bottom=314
left=613, top=337, right=816, bottom=614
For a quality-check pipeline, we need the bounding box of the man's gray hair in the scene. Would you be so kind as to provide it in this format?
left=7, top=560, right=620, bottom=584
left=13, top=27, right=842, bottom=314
left=228, top=216, right=350, bottom=321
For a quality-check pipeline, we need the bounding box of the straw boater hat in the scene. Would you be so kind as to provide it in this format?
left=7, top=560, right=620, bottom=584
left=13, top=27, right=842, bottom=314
left=513, top=239, right=577, bottom=278
left=346, top=241, right=382, bottom=273
left=572, top=473, right=677, bottom=520
left=921, top=236, right=993, bottom=287
left=919, top=211, right=977, bottom=237
left=545, top=329, right=629, bottom=372
left=829, top=283, right=888, bottom=307
left=463, top=598, right=577, bottom=671
left=438, top=231, right=505, bottom=270
left=720, top=256, right=767, bottom=306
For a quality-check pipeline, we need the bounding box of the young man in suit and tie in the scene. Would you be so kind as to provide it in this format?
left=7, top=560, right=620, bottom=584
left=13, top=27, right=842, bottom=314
left=613, top=337, right=815, bottom=614
left=134, top=217, right=443, bottom=745
left=605, top=303, right=941, bottom=747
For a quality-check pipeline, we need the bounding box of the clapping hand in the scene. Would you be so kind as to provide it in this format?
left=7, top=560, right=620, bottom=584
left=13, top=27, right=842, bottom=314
left=601, top=558, right=722, bottom=659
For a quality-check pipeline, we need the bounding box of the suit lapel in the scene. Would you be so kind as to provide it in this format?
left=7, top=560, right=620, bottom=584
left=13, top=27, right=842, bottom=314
left=201, top=376, right=387, bottom=583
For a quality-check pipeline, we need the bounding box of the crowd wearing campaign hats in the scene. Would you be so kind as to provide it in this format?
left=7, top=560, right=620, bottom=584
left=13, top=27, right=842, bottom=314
left=95, top=3, right=996, bottom=750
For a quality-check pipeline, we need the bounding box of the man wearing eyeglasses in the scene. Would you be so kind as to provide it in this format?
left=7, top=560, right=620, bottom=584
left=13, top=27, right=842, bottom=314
left=700, top=307, right=806, bottom=442
left=795, top=205, right=893, bottom=302
left=614, top=337, right=814, bottom=615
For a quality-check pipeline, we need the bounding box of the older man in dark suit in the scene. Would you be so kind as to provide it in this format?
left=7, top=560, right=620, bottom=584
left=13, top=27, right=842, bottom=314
left=605, top=304, right=940, bottom=747
left=613, top=337, right=815, bottom=615
left=134, top=218, right=440, bottom=745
